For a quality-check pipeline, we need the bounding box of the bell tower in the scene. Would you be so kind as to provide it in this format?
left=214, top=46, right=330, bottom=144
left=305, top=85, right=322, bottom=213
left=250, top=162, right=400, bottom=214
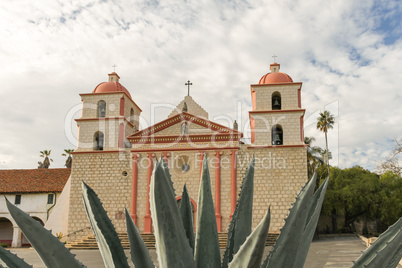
left=249, top=62, right=305, bottom=146
left=75, top=72, right=142, bottom=151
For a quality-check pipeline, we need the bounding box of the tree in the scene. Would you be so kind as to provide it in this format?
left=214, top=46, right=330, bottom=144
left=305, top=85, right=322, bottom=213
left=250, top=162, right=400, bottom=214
left=62, top=149, right=74, bottom=168
left=376, top=139, right=402, bottom=176
left=38, top=150, right=53, bottom=169
left=304, top=136, right=324, bottom=179
left=316, top=111, right=335, bottom=176
left=376, top=171, right=402, bottom=228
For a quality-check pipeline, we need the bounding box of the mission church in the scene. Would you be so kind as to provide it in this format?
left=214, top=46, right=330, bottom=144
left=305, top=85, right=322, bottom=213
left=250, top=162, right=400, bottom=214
left=45, top=62, right=308, bottom=242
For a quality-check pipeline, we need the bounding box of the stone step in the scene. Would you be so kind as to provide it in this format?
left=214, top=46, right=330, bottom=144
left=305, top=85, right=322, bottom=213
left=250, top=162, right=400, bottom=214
left=66, top=233, right=279, bottom=249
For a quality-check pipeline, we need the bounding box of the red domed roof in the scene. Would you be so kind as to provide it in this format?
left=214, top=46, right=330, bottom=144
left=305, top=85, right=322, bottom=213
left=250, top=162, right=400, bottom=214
left=258, top=72, right=293, bottom=84
left=258, top=62, right=293, bottom=84
left=92, top=72, right=132, bottom=98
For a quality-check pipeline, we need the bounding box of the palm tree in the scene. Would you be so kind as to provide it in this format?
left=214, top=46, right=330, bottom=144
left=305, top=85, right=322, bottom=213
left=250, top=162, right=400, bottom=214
left=304, top=136, right=324, bottom=178
left=62, top=149, right=74, bottom=168
left=316, top=110, right=335, bottom=176
left=39, top=150, right=53, bottom=169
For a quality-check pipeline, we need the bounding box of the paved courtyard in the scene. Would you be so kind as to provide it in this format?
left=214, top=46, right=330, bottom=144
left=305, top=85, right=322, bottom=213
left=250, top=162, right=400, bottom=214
left=2, top=235, right=401, bottom=267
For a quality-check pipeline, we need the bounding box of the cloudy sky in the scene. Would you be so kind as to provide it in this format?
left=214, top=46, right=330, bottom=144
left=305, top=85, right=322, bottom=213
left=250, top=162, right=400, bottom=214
left=0, top=0, right=401, bottom=171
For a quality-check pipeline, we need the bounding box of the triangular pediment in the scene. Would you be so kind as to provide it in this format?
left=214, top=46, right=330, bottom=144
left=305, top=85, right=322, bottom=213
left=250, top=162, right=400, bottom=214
left=127, top=112, right=242, bottom=144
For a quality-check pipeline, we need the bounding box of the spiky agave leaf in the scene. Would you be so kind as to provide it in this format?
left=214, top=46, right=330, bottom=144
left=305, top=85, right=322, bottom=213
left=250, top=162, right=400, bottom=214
left=194, top=155, right=221, bottom=268
left=293, top=178, right=329, bottom=268
left=262, top=172, right=318, bottom=268
left=81, top=182, right=129, bottom=268
left=222, top=157, right=255, bottom=268
left=352, top=217, right=402, bottom=268
left=161, top=156, right=176, bottom=199
left=5, top=199, right=85, bottom=268
left=124, top=208, right=154, bottom=268
left=229, top=208, right=271, bottom=268
left=0, top=243, right=32, bottom=268
left=180, top=184, right=195, bottom=254
left=150, top=159, right=195, bottom=268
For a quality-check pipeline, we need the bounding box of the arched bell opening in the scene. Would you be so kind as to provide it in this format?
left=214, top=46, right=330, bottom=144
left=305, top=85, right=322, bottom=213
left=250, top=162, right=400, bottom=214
left=271, top=124, right=283, bottom=145
left=272, top=92, right=281, bottom=110
left=94, top=131, right=104, bottom=151
left=97, top=100, right=106, bottom=118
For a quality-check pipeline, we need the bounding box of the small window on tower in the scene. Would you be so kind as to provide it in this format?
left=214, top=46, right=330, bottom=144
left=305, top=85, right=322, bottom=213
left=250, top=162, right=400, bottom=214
left=272, top=124, right=283, bottom=145
left=94, top=131, right=104, bottom=150
left=47, top=194, right=54, bottom=204
left=15, top=195, right=21, bottom=205
left=97, top=100, right=106, bottom=118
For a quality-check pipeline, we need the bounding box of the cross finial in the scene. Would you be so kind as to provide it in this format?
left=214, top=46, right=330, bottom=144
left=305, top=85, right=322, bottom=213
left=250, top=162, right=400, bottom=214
left=112, top=64, right=117, bottom=72
left=272, top=55, right=278, bottom=62
left=185, top=80, right=193, bottom=96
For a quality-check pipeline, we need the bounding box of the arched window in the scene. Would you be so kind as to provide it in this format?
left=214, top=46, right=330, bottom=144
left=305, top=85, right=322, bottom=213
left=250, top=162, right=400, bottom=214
left=97, top=100, right=106, bottom=118
left=272, top=92, right=281, bottom=110
left=130, top=108, right=134, bottom=124
left=272, top=125, right=283, bottom=145
left=94, top=131, right=104, bottom=150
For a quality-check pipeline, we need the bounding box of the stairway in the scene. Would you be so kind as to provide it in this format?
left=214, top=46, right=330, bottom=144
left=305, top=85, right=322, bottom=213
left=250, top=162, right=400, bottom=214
left=66, top=233, right=279, bottom=249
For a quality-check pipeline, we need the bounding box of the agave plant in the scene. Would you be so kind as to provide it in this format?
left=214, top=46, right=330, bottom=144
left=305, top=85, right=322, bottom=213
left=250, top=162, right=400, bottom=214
left=1, top=157, right=402, bottom=268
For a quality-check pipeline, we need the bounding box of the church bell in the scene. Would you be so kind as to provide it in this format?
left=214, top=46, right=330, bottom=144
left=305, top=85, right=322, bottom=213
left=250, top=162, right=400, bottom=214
left=273, top=99, right=281, bottom=109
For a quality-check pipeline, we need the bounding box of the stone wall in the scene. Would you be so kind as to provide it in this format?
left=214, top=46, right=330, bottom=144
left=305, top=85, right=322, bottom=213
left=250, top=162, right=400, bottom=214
left=67, top=151, right=132, bottom=242
left=252, top=84, right=301, bottom=111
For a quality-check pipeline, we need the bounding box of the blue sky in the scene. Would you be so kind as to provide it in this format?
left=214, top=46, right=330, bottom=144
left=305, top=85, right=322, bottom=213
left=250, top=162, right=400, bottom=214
left=0, top=0, right=401, bottom=171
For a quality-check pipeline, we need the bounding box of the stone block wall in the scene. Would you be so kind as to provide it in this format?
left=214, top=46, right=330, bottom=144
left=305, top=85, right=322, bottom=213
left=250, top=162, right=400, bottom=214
left=67, top=151, right=132, bottom=242
left=252, top=84, right=301, bottom=111
left=237, top=145, right=308, bottom=232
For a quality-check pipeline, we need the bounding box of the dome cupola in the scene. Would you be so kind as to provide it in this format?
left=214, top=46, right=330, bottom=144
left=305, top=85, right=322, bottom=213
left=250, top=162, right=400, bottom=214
left=258, top=63, right=293, bottom=84
left=92, top=72, right=132, bottom=98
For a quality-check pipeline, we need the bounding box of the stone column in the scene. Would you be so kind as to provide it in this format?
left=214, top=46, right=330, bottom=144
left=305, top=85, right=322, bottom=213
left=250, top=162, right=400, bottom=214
left=215, top=151, right=222, bottom=232
left=144, top=153, right=153, bottom=233
left=131, top=154, right=139, bottom=224
left=11, top=226, right=22, bottom=248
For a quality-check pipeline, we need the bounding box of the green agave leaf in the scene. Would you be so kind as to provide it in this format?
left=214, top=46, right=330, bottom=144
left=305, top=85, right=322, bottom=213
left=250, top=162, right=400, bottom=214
left=294, top=178, right=329, bottom=268
left=124, top=208, right=154, bottom=268
left=262, top=172, right=318, bottom=268
left=352, top=217, right=402, bottom=268
left=229, top=207, right=271, bottom=268
left=0, top=243, right=32, bottom=268
left=81, top=182, right=129, bottom=268
left=150, top=159, right=195, bottom=268
left=5, top=199, right=85, bottom=268
left=222, top=157, right=255, bottom=268
left=161, top=156, right=176, bottom=199
left=180, top=184, right=195, bottom=254
left=194, top=155, right=221, bottom=268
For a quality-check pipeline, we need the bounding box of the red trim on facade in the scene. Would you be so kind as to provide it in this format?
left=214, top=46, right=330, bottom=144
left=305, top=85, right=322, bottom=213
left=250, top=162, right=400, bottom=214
left=230, top=151, right=237, bottom=220
left=118, top=123, right=124, bottom=148
left=144, top=154, right=153, bottom=233
left=75, top=117, right=134, bottom=128
left=128, top=112, right=242, bottom=139
left=250, top=82, right=302, bottom=87
left=131, top=154, right=138, bottom=224
left=247, top=144, right=308, bottom=149
left=300, top=116, right=304, bottom=142
left=215, top=151, right=222, bottom=232
left=80, top=91, right=142, bottom=112
left=298, top=88, right=301, bottom=108
left=251, top=88, right=256, bottom=111
left=120, top=97, right=125, bottom=116
left=249, top=109, right=306, bottom=115
left=72, top=150, right=123, bottom=155
left=250, top=117, right=255, bottom=144
left=130, top=147, right=240, bottom=153
left=129, top=134, right=242, bottom=144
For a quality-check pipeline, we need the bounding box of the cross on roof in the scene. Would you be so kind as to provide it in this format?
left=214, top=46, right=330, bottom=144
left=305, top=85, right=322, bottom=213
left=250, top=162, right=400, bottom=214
left=112, top=64, right=117, bottom=72
left=185, top=80, right=193, bottom=96
left=272, top=55, right=278, bottom=62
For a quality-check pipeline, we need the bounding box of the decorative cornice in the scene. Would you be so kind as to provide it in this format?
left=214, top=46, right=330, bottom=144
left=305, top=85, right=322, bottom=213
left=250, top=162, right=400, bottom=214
left=247, top=144, right=308, bottom=149
left=72, top=150, right=123, bottom=154
left=80, top=91, right=142, bottom=112
left=250, top=82, right=302, bottom=88
left=128, top=112, right=242, bottom=139
left=249, top=109, right=305, bottom=115
left=131, top=147, right=240, bottom=153
left=129, top=134, right=242, bottom=144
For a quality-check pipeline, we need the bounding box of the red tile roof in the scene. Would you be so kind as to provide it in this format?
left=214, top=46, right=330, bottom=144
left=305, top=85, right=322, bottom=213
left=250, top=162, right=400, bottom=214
left=0, top=168, right=71, bottom=194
